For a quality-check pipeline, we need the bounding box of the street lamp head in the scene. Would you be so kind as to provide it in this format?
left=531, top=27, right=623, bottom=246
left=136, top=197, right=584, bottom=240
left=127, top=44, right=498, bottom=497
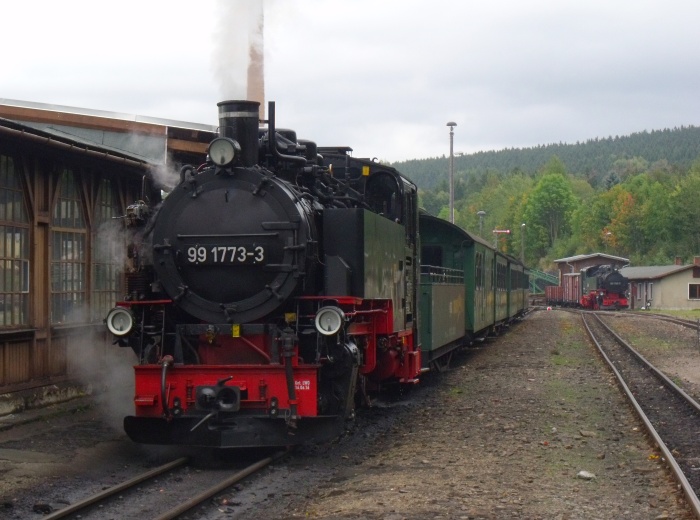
left=477, top=210, right=486, bottom=217
left=521, top=222, right=526, bottom=228
left=446, top=121, right=457, bottom=128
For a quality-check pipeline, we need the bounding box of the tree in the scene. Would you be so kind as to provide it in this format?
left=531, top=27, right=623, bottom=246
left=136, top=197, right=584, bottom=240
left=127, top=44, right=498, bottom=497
left=603, top=186, right=636, bottom=255
left=622, top=174, right=673, bottom=261
left=669, top=170, right=700, bottom=255
left=418, top=188, right=447, bottom=217
left=522, top=173, right=577, bottom=256
left=538, top=155, right=567, bottom=177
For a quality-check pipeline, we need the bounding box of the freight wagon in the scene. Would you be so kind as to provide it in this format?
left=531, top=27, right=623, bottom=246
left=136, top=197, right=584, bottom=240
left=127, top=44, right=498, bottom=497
left=544, top=272, right=584, bottom=307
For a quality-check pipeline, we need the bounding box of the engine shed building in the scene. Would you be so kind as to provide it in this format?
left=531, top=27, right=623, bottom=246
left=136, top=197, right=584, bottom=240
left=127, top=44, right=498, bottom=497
left=620, top=259, right=700, bottom=311
left=0, top=99, right=213, bottom=405
left=552, top=253, right=629, bottom=281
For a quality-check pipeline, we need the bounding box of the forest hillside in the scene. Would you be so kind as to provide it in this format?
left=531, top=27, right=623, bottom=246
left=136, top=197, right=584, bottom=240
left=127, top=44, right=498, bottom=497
left=389, top=126, right=700, bottom=270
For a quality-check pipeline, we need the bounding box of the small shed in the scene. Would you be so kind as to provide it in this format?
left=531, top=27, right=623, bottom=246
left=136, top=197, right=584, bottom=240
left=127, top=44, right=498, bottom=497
left=620, top=261, right=700, bottom=311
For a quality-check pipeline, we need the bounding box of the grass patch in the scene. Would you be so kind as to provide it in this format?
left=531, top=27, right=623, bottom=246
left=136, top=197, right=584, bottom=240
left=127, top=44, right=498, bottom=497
left=614, top=331, right=676, bottom=353
left=549, top=335, right=594, bottom=367
left=546, top=378, right=580, bottom=401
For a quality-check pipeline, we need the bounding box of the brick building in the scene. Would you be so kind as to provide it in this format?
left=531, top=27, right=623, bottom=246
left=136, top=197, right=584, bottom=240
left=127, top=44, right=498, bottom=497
left=552, top=253, right=629, bottom=282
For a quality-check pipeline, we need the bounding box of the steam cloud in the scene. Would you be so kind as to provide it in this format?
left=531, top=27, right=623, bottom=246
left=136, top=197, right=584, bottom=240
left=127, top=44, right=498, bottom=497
left=212, top=0, right=265, bottom=112
left=150, top=162, right=180, bottom=192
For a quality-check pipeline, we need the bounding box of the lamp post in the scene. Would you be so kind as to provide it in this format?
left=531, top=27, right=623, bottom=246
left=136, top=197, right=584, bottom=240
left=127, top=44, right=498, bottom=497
left=520, top=223, right=526, bottom=264
left=447, top=121, right=457, bottom=224
left=477, top=210, right=486, bottom=237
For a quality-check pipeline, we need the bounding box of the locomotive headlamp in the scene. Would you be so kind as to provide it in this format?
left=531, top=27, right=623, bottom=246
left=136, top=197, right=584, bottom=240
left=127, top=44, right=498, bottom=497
left=105, top=307, right=135, bottom=337
left=208, top=137, right=241, bottom=166
left=314, top=306, right=345, bottom=336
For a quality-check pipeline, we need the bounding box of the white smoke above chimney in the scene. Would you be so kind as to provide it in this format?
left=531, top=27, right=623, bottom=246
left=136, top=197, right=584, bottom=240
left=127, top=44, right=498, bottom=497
left=212, top=0, right=265, bottom=119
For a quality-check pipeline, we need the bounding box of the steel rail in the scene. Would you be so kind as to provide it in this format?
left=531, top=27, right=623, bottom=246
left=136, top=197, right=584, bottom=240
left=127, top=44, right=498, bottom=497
left=152, top=450, right=288, bottom=520
left=594, top=313, right=700, bottom=414
left=598, top=309, right=700, bottom=330
left=581, top=312, right=700, bottom=518
left=645, top=313, right=700, bottom=330
left=43, top=457, right=189, bottom=520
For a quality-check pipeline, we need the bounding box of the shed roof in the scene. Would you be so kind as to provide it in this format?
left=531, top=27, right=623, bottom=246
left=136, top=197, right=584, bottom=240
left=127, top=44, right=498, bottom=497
left=619, top=265, right=693, bottom=280
left=553, top=253, right=629, bottom=264
left=0, top=98, right=216, bottom=132
left=0, top=98, right=215, bottom=164
left=0, top=116, right=153, bottom=168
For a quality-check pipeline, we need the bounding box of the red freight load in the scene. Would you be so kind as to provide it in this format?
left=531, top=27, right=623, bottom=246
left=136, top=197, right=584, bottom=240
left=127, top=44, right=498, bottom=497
left=562, top=273, right=581, bottom=306
left=545, top=285, right=563, bottom=305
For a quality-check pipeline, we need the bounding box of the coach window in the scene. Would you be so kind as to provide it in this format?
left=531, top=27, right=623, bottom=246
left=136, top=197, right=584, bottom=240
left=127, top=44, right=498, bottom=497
left=421, top=245, right=442, bottom=269
left=51, top=168, right=87, bottom=324
left=475, top=252, right=483, bottom=289
left=92, top=178, right=122, bottom=322
left=0, top=155, right=30, bottom=327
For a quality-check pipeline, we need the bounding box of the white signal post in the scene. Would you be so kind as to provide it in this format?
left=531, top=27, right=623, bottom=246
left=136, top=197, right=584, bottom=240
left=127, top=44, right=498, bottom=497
left=492, top=229, right=510, bottom=249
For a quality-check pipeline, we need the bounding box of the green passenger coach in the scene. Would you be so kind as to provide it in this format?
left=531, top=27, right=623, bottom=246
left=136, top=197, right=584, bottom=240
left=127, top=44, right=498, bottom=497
left=418, top=213, right=528, bottom=370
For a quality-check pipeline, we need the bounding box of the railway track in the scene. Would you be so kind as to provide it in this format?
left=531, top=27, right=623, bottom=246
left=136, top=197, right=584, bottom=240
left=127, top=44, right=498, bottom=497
left=582, top=312, right=700, bottom=517
left=605, top=309, right=700, bottom=331
left=555, top=307, right=700, bottom=346
left=42, top=452, right=285, bottom=519
left=638, top=312, right=700, bottom=337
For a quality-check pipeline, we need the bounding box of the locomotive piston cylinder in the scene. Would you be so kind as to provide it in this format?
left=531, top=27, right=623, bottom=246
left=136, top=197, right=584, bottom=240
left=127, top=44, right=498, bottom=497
left=217, top=100, right=260, bottom=167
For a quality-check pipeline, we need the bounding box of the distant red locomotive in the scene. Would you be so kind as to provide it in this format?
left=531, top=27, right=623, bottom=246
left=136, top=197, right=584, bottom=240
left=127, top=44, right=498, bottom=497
left=545, top=264, right=628, bottom=310
left=579, top=264, right=629, bottom=310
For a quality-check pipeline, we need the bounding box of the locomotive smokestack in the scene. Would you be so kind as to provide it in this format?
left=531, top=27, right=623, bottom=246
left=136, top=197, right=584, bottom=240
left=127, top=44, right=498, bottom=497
left=217, top=100, right=260, bottom=167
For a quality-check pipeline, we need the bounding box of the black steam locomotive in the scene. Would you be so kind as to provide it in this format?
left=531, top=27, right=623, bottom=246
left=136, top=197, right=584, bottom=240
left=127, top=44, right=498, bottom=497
left=580, top=264, right=629, bottom=310
left=106, top=100, right=529, bottom=449
left=106, top=100, right=421, bottom=447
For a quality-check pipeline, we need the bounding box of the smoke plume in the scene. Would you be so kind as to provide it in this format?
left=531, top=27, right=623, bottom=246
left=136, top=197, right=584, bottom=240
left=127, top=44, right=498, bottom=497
left=212, top=0, right=265, bottom=116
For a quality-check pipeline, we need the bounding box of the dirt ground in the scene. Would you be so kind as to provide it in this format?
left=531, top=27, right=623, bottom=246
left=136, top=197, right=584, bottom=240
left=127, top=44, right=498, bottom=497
left=597, top=313, right=700, bottom=401
left=252, top=309, right=695, bottom=520
left=0, top=309, right=697, bottom=519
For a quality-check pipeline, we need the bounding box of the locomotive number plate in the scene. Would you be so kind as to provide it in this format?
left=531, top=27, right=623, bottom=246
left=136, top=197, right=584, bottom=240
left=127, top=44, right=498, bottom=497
left=185, top=245, right=265, bottom=265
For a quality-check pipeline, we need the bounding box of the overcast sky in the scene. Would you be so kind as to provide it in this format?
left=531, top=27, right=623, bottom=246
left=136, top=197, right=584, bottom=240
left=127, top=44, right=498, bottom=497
left=2, top=0, right=699, bottom=162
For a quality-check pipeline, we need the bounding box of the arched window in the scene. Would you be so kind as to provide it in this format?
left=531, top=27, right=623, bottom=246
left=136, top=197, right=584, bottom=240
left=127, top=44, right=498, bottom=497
left=0, top=155, right=30, bottom=327
left=51, top=168, right=86, bottom=324
left=91, top=178, right=122, bottom=321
